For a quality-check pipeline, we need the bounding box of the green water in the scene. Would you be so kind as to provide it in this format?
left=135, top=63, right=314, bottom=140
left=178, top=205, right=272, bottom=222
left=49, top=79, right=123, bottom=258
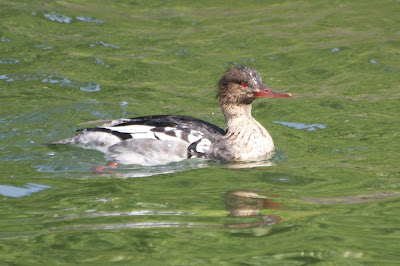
left=1, top=0, right=400, bottom=264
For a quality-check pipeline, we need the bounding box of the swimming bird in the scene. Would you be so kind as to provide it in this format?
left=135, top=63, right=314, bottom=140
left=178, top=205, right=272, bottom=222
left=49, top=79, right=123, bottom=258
left=49, top=66, right=291, bottom=166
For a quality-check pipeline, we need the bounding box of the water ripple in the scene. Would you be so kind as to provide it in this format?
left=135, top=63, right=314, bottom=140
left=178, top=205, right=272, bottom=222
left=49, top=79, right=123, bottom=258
left=0, top=183, right=52, bottom=198
left=0, top=58, right=19, bottom=64
left=54, top=210, right=196, bottom=220
left=75, top=16, right=105, bottom=23
left=43, top=12, right=72, bottom=23
left=273, top=121, right=326, bottom=131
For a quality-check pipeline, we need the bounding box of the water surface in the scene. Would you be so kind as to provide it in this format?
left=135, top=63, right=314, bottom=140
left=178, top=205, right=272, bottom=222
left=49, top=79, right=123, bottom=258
left=1, top=0, right=399, bottom=264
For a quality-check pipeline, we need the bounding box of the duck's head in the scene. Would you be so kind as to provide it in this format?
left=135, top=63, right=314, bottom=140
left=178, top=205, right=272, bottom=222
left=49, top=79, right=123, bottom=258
left=218, top=66, right=291, bottom=106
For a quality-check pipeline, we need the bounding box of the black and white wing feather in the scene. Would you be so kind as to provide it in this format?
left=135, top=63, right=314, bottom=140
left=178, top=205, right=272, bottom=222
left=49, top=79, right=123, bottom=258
left=50, top=115, right=226, bottom=163
left=101, top=115, right=224, bottom=143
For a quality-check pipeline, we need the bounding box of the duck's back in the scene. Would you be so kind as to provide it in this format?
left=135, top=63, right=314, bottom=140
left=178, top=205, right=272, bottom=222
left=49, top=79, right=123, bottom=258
left=112, top=115, right=225, bottom=141
left=50, top=115, right=226, bottom=165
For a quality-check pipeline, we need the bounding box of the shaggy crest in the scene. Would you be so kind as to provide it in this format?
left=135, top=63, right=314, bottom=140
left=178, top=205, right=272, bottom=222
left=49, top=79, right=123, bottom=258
left=217, top=66, right=264, bottom=105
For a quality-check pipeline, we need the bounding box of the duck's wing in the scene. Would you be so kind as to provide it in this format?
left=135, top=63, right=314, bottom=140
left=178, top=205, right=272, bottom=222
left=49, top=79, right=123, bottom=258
left=49, top=115, right=226, bottom=153
left=102, top=115, right=226, bottom=142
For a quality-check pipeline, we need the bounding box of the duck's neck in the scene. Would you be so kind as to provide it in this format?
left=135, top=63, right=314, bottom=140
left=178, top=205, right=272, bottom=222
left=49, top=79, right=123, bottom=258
left=220, top=103, right=274, bottom=160
left=221, top=103, right=254, bottom=129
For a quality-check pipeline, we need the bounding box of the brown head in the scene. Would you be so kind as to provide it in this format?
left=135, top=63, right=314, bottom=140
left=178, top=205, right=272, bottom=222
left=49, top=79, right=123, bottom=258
left=218, top=66, right=291, bottom=107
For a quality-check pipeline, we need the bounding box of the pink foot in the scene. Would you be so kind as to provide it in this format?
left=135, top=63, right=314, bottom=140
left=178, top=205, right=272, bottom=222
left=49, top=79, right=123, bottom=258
left=91, top=162, right=118, bottom=174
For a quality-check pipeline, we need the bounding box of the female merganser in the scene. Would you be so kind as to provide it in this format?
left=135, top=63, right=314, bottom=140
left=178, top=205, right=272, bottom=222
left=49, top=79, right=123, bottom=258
left=50, top=66, right=291, bottom=166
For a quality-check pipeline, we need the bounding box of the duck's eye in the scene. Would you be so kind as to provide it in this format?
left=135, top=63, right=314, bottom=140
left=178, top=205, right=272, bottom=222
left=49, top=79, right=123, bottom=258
left=241, top=82, right=248, bottom=88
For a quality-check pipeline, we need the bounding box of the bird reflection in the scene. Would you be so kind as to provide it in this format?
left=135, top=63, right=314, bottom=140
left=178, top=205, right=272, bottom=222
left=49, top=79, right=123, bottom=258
left=224, top=190, right=281, bottom=228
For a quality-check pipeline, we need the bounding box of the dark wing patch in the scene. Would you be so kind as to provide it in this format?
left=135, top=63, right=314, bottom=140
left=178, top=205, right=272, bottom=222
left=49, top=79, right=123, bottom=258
left=187, top=139, right=206, bottom=158
left=118, top=115, right=225, bottom=136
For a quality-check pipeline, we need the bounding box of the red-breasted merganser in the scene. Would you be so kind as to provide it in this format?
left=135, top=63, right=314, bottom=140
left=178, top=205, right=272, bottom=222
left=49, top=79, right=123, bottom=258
left=50, top=66, right=291, bottom=166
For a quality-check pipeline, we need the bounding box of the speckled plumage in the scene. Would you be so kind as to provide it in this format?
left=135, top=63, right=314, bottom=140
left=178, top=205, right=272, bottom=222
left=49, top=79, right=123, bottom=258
left=49, top=66, right=291, bottom=166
